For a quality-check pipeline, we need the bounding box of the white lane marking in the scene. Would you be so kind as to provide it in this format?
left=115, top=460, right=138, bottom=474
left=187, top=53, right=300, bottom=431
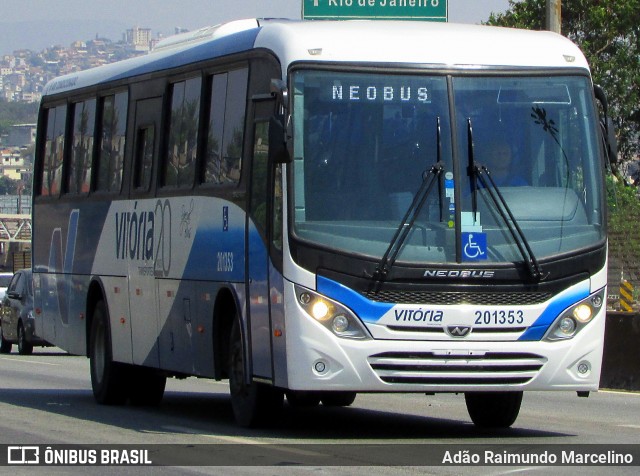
left=0, top=357, right=60, bottom=366
left=164, top=426, right=266, bottom=445
left=163, top=426, right=328, bottom=458
left=600, top=389, right=640, bottom=397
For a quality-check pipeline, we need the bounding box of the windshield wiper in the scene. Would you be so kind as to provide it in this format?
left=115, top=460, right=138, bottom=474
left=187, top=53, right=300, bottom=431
left=466, top=118, right=545, bottom=281
left=371, top=118, right=444, bottom=290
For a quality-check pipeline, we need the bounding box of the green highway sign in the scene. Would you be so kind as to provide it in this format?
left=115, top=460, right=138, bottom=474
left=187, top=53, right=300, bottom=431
left=302, top=0, right=448, bottom=22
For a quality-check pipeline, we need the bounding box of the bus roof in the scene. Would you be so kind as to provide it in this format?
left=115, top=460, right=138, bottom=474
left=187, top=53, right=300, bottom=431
left=42, top=19, right=589, bottom=97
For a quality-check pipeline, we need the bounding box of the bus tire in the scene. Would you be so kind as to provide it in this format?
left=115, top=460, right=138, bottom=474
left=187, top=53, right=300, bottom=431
left=128, top=367, right=166, bottom=406
left=0, top=327, right=12, bottom=354
left=89, top=300, right=129, bottom=405
left=286, top=390, right=321, bottom=408
left=228, top=318, right=283, bottom=427
left=17, top=322, right=33, bottom=355
left=320, top=392, right=357, bottom=407
left=464, top=391, right=523, bottom=428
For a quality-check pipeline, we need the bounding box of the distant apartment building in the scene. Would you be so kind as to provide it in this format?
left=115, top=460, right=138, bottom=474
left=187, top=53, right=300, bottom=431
left=126, top=26, right=152, bottom=52
left=20, top=92, right=41, bottom=103
left=6, top=124, right=36, bottom=147
left=0, top=147, right=28, bottom=181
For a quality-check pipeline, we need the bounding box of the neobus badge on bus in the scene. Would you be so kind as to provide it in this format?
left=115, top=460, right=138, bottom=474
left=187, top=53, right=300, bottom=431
left=331, top=83, right=431, bottom=104
left=326, top=77, right=433, bottom=104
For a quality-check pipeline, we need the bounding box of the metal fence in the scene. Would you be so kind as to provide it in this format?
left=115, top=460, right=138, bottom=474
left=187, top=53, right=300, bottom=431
left=0, top=195, right=31, bottom=215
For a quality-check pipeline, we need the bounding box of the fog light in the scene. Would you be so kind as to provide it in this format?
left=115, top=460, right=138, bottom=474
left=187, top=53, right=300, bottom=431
left=311, top=301, right=330, bottom=320
left=314, top=360, right=327, bottom=373
left=572, top=304, right=592, bottom=323
left=332, top=315, right=349, bottom=333
left=559, top=317, right=576, bottom=335
left=591, top=295, right=603, bottom=308
left=577, top=360, right=591, bottom=375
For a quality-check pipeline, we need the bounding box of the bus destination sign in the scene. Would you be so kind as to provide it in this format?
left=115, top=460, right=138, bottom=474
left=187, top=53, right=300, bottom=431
left=302, top=0, right=448, bottom=22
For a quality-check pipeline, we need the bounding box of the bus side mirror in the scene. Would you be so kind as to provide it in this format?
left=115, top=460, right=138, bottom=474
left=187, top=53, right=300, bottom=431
left=269, top=114, right=291, bottom=164
left=594, top=84, right=618, bottom=164
left=603, top=116, right=618, bottom=164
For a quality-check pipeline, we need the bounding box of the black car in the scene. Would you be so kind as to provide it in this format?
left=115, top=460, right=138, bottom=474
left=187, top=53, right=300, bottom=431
left=0, top=269, right=49, bottom=355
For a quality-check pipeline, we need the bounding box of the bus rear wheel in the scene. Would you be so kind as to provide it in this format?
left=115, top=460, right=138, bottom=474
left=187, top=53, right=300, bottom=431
left=228, top=319, right=283, bottom=427
left=464, top=391, right=523, bottom=428
left=89, top=300, right=129, bottom=405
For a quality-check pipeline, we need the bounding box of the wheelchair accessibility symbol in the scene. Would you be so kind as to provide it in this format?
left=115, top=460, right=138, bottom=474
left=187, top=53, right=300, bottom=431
left=462, top=232, right=487, bottom=261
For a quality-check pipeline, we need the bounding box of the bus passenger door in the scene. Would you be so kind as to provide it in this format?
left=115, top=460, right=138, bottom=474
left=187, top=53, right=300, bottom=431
left=128, top=96, right=162, bottom=367
left=246, top=107, right=275, bottom=380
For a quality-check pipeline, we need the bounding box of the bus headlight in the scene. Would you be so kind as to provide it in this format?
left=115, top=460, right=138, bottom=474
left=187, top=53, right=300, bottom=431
left=544, top=288, right=605, bottom=341
left=572, top=304, right=592, bottom=323
left=332, top=314, right=349, bottom=333
left=558, top=316, right=577, bottom=335
left=311, top=300, right=330, bottom=320
left=295, top=285, right=371, bottom=340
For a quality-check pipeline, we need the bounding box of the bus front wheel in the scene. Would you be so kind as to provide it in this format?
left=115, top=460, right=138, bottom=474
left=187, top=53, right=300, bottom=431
left=286, top=390, right=321, bottom=408
left=228, top=319, right=283, bottom=427
left=464, top=391, right=523, bottom=428
left=89, top=300, right=129, bottom=405
left=320, top=392, right=357, bottom=407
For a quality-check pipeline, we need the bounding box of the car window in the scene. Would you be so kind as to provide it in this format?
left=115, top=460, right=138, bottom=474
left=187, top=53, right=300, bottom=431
left=8, top=273, right=20, bottom=292
left=8, top=273, right=24, bottom=295
left=0, top=275, right=12, bottom=287
left=26, top=275, right=33, bottom=297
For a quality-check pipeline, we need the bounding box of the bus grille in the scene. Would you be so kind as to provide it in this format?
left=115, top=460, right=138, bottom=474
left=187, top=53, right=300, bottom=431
left=368, top=351, right=546, bottom=386
left=362, top=290, right=551, bottom=306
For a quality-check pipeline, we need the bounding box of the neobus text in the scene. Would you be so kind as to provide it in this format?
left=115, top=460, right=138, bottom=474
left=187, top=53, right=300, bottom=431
left=332, top=85, right=430, bottom=103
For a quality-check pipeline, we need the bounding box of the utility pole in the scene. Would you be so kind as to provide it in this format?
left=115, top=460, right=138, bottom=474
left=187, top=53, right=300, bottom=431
left=546, top=0, right=562, bottom=34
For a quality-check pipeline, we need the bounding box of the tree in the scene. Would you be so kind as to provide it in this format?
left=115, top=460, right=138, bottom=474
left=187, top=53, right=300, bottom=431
left=0, top=100, right=38, bottom=136
left=487, top=0, right=640, bottom=162
left=0, top=176, right=19, bottom=195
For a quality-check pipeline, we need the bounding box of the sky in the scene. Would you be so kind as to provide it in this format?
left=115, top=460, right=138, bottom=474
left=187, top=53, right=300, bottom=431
left=0, top=0, right=512, bottom=55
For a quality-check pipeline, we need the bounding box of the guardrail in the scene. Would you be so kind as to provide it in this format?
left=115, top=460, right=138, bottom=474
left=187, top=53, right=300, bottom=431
left=0, top=214, right=31, bottom=243
left=601, top=312, right=640, bottom=391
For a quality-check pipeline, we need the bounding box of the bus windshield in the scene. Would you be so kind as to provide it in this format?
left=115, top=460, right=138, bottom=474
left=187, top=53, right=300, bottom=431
left=291, top=70, right=605, bottom=265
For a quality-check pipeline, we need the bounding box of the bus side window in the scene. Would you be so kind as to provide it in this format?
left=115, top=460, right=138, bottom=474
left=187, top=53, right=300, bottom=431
left=41, top=105, right=67, bottom=197
left=68, top=99, right=96, bottom=195
left=96, top=92, right=128, bottom=193
left=164, top=77, right=201, bottom=188
left=203, top=68, right=248, bottom=185
left=250, top=121, right=269, bottom=235
left=134, top=125, right=154, bottom=191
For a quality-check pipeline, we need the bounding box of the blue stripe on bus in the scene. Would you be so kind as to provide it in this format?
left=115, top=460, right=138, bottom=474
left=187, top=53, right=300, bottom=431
left=518, top=281, right=590, bottom=341
left=64, top=209, right=79, bottom=274
left=107, top=29, right=261, bottom=83
left=316, top=276, right=393, bottom=323
left=318, top=275, right=592, bottom=341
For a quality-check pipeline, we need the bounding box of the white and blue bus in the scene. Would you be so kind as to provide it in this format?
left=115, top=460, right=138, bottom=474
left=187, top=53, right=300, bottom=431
left=33, top=19, right=614, bottom=428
